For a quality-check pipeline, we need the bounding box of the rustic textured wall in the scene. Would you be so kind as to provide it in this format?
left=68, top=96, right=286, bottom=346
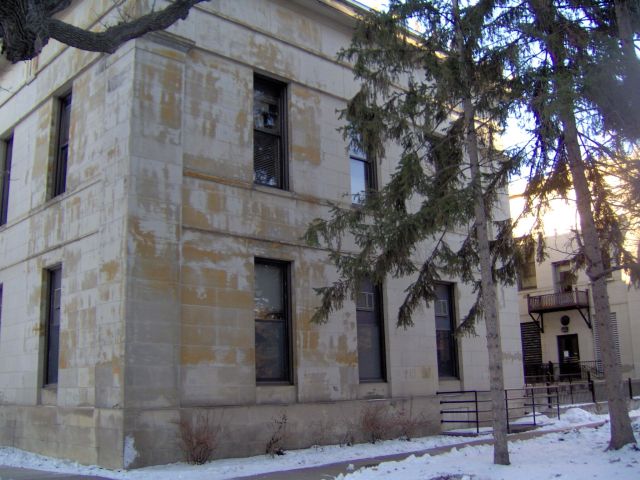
left=0, top=0, right=523, bottom=469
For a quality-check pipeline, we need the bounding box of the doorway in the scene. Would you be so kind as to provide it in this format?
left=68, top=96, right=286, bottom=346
left=557, top=334, right=581, bottom=379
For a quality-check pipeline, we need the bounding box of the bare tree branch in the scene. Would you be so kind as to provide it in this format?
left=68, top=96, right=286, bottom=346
left=0, top=0, right=208, bottom=63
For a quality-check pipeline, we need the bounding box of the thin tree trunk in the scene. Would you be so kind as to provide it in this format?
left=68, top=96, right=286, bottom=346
left=465, top=98, right=511, bottom=465
left=530, top=0, right=636, bottom=450
left=452, top=0, right=510, bottom=465
left=561, top=111, right=635, bottom=450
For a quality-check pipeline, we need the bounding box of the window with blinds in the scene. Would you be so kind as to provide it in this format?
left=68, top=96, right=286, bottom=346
left=356, top=278, right=386, bottom=382
left=52, top=92, right=71, bottom=198
left=349, top=144, right=375, bottom=204
left=1, top=136, right=13, bottom=225
left=593, top=312, right=621, bottom=366
left=253, top=76, right=287, bottom=189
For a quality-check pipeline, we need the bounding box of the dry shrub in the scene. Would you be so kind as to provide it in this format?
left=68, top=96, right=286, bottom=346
left=265, top=414, right=288, bottom=456
left=338, top=416, right=358, bottom=447
left=309, top=417, right=336, bottom=446
left=177, top=412, right=221, bottom=465
left=394, top=408, right=425, bottom=441
left=360, top=402, right=389, bottom=444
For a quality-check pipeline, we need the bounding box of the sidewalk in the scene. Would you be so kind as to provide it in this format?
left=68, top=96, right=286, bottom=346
left=0, top=465, right=115, bottom=480
left=0, top=420, right=607, bottom=480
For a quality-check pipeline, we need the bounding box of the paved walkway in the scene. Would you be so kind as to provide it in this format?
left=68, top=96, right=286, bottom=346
left=0, top=420, right=607, bottom=480
left=0, top=466, right=115, bottom=480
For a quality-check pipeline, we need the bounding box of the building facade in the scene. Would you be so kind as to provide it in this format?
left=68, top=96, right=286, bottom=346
left=510, top=191, right=640, bottom=384
left=0, top=0, right=523, bottom=469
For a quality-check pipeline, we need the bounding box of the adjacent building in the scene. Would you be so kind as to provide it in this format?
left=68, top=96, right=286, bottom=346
left=0, top=0, right=523, bottom=468
left=510, top=188, right=640, bottom=383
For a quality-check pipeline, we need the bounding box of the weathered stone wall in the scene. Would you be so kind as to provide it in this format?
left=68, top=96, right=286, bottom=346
left=0, top=0, right=136, bottom=468
left=0, top=0, right=523, bottom=469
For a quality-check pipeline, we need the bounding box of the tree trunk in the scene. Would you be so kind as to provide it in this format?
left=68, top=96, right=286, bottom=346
left=465, top=97, right=511, bottom=465
left=529, top=0, right=636, bottom=449
left=453, top=0, right=510, bottom=465
left=561, top=110, right=636, bottom=450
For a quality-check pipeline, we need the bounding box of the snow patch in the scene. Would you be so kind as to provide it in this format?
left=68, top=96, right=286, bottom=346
left=562, top=407, right=600, bottom=424
left=123, top=435, right=138, bottom=469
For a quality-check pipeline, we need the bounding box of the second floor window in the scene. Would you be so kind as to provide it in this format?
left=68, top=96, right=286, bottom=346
left=52, top=92, right=72, bottom=198
left=554, top=261, right=575, bottom=293
left=517, top=247, right=537, bottom=290
left=349, top=145, right=374, bottom=204
left=253, top=76, right=287, bottom=189
left=1, top=136, right=13, bottom=225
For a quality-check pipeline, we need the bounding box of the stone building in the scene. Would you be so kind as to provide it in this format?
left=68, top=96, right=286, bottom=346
left=510, top=189, right=640, bottom=383
left=0, top=0, right=523, bottom=469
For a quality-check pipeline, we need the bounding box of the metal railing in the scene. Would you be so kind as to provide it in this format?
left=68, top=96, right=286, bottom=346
left=438, top=386, right=561, bottom=434
left=524, top=361, right=604, bottom=384
left=439, top=378, right=640, bottom=435
left=437, top=390, right=492, bottom=434
left=505, top=385, right=561, bottom=433
left=527, top=289, right=589, bottom=312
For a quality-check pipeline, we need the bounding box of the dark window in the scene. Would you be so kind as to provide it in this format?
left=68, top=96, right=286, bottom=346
left=1, top=136, right=13, bottom=225
left=517, top=247, right=537, bottom=290
left=356, top=278, right=385, bottom=382
left=350, top=145, right=374, bottom=204
left=435, top=283, right=458, bottom=378
left=52, top=93, right=72, bottom=197
left=253, top=76, right=287, bottom=189
left=44, top=266, right=62, bottom=385
left=254, top=259, right=291, bottom=383
left=0, top=284, right=3, bottom=341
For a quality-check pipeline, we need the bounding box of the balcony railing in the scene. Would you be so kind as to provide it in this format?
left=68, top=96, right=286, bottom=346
left=527, top=289, right=589, bottom=313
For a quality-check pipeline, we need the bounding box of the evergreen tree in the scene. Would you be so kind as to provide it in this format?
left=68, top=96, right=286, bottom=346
left=511, top=0, right=639, bottom=449
left=304, top=0, right=522, bottom=465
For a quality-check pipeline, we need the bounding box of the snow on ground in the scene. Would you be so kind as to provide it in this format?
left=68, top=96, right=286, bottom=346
left=337, top=409, right=640, bottom=480
left=0, top=408, right=638, bottom=480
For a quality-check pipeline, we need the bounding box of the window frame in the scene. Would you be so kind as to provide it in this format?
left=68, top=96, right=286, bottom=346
left=51, top=92, right=72, bottom=198
left=1, top=135, right=13, bottom=225
left=435, top=282, right=459, bottom=379
left=553, top=260, right=575, bottom=293
left=253, top=75, right=288, bottom=190
left=517, top=249, right=537, bottom=291
left=44, top=265, right=62, bottom=386
left=254, top=258, right=292, bottom=384
left=356, top=278, right=386, bottom=383
left=349, top=145, right=375, bottom=205
left=0, top=284, right=3, bottom=343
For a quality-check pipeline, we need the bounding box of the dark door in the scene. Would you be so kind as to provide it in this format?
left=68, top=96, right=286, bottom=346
left=557, top=334, right=580, bottom=379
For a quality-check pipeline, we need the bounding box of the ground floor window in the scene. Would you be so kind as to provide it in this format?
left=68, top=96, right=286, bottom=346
left=435, top=283, right=458, bottom=378
left=254, top=259, right=291, bottom=383
left=356, top=278, right=385, bottom=382
left=44, top=266, right=62, bottom=385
